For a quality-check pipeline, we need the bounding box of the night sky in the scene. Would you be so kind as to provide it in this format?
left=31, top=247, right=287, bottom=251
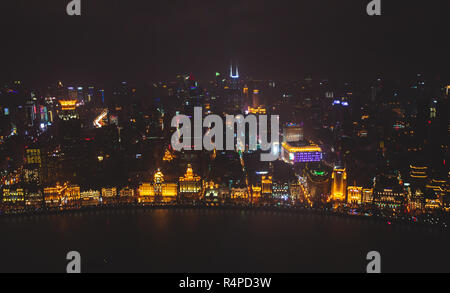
left=1, top=0, right=448, bottom=85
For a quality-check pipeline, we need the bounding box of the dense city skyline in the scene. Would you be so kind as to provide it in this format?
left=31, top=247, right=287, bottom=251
left=0, top=0, right=449, bottom=274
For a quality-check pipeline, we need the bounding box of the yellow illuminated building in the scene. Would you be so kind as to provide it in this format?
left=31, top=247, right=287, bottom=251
left=281, top=142, right=323, bottom=164
left=163, top=149, right=174, bottom=161
left=281, top=142, right=321, bottom=153
left=251, top=185, right=262, bottom=202
left=247, top=106, right=266, bottom=114
left=101, top=187, right=117, bottom=198
left=347, top=186, right=362, bottom=204
left=138, top=169, right=178, bottom=203
left=179, top=164, right=202, bottom=200
left=231, top=187, right=248, bottom=200
left=120, top=187, right=135, bottom=198
left=59, top=100, right=77, bottom=111
left=138, top=182, right=155, bottom=203
left=80, top=190, right=100, bottom=206
left=410, top=165, right=428, bottom=179
left=331, top=168, right=347, bottom=201
left=44, top=183, right=80, bottom=206
left=261, top=176, right=272, bottom=196
left=204, top=181, right=219, bottom=200
left=425, top=198, right=441, bottom=211
left=362, top=188, right=373, bottom=204
left=2, top=188, right=25, bottom=203
left=25, top=148, right=42, bottom=166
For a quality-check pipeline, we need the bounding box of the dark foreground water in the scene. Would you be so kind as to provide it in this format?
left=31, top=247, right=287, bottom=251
left=0, top=208, right=449, bottom=273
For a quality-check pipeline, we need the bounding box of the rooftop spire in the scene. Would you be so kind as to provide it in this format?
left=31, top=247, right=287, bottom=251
left=230, top=61, right=239, bottom=79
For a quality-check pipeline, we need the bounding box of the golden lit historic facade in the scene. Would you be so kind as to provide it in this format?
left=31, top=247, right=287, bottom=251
left=204, top=181, right=219, bottom=201
left=101, top=187, right=117, bottom=198
left=231, top=187, right=249, bottom=200
left=119, top=187, right=136, bottom=203
left=331, top=168, right=347, bottom=201
left=362, top=188, right=373, bottom=204
left=347, top=186, right=362, bottom=204
left=80, top=190, right=100, bottom=206
left=162, top=149, right=174, bottom=162
left=44, top=183, right=80, bottom=207
left=138, top=169, right=178, bottom=203
left=179, top=164, right=202, bottom=201
left=2, top=188, right=25, bottom=204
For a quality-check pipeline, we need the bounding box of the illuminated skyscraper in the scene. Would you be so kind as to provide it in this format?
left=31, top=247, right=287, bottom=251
left=261, top=176, right=272, bottom=197
left=229, top=61, right=239, bottom=90
left=410, top=164, right=428, bottom=187
left=283, top=123, right=304, bottom=142
left=224, top=61, right=243, bottom=113
left=331, top=168, right=347, bottom=201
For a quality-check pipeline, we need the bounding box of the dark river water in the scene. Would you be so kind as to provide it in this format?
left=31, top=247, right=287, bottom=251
left=0, top=208, right=449, bottom=273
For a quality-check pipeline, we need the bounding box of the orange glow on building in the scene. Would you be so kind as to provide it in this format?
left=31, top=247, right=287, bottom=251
left=251, top=185, right=262, bottom=200
left=261, top=176, right=272, bottom=196
left=281, top=142, right=322, bottom=153
left=2, top=188, right=24, bottom=203
left=138, top=169, right=177, bottom=203
left=59, top=100, right=78, bottom=111
left=163, top=149, right=174, bottom=161
left=331, top=168, right=347, bottom=201
left=179, top=164, right=202, bottom=200
left=247, top=106, right=266, bottom=114
left=347, top=186, right=362, bottom=204
left=44, top=183, right=80, bottom=206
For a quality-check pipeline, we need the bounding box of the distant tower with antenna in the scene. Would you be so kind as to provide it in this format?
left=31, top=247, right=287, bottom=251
left=229, top=61, right=240, bottom=90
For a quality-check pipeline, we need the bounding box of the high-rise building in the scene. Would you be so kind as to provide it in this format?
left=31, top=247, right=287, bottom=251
left=261, top=176, right=272, bottom=197
left=282, top=123, right=304, bottom=142
left=229, top=62, right=239, bottom=90
left=331, top=168, right=347, bottom=201
left=224, top=62, right=242, bottom=113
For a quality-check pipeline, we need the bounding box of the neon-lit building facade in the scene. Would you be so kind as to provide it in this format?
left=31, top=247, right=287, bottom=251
left=281, top=142, right=322, bottom=164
